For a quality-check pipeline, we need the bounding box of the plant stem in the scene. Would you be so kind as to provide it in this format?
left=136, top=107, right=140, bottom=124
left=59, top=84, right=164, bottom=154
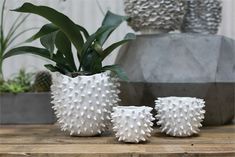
left=0, top=58, right=4, bottom=80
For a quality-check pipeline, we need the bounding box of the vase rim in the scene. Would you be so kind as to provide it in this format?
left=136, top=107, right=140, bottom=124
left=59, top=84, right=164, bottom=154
left=53, top=71, right=110, bottom=79
left=157, top=96, right=204, bottom=101
left=114, top=106, right=152, bottom=111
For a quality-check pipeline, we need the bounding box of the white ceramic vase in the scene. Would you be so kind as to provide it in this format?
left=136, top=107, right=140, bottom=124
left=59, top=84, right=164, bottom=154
left=155, top=97, right=205, bottom=137
left=124, top=0, right=187, bottom=33
left=111, top=106, right=154, bottom=143
left=51, top=72, right=120, bottom=136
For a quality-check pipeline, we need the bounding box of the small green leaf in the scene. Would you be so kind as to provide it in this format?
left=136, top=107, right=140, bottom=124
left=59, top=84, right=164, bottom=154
left=44, top=64, right=58, bottom=72
left=44, top=64, right=67, bottom=75
left=101, top=33, right=136, bottom=60
left=102, top=65, right=129, bottom=81
left=81, top=49, right=102, bottom=73
left=102, top=11, right=129, bottom=27
left=97, top=11, right=129, bottom=46
left=40, top=31, right=57, bottom=58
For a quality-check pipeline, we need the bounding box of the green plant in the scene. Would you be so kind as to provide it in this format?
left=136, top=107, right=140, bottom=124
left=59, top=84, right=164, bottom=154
left=3, top=3, right=135, bottom=80
left=33, top=71, right=52, bottom=92
left=0, top=69, right=34, bottom=93
left=0, top=0, right=37, bottom=79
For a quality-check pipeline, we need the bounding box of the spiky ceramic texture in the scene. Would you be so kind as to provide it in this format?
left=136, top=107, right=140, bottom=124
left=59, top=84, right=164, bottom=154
left=181, top=0, right=222, bottom=34
left=51, top=72, right=120, bottom=136
left=124, top=0, right=187, bottom=32
left=155, top=97, right=205, bottom=137
left=111, top=106, right=154, bottom=143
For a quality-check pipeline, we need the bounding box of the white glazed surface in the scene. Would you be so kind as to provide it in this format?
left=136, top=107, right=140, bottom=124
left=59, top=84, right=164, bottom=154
left=155, top=97, right=205, bottom=137
left=111, top=106, right=154, bottom=143
left=51, top=72, right=120, bottom=136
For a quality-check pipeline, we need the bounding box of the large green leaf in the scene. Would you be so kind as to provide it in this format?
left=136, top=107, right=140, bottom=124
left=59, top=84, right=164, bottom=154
left=55, top=31, right=77, bottom=71
left=27, top=23, right=89, bottom=42
left=13, top=3, right=84, bottom=54
left=44, top=64, right=68, bottom=75
left=27, top=23, right=58, bottom=42
left=102, top=65, right=129, bottom=81
left=97, top=11, right=129, bottom=46
left=3, top=46, right=51, bottom=60
left=101, top=33, right=136, bottom=60
left=2, top=46, right=69, bottom=72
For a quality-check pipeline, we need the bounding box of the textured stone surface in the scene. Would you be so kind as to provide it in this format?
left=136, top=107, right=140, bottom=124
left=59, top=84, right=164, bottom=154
left=181, top=0, right=222, bottom=34
left=116, top=34, right=235, bottom=83
left=116, top=34, right=235, bottom=126
left=0, top=93, right=56, bottom=124
left=124, top=0, right=186, bottom=32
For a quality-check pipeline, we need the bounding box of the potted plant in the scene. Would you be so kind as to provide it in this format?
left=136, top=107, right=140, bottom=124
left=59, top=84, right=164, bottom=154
left=0, top=0, right=55, bottom=124
left=4, top=3, right=135, bottom=136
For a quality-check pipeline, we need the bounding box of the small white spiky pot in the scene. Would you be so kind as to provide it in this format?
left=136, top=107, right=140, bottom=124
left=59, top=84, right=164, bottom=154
left=51, top=72, right=120, bottom=136
left=124, top=0, right=187, bottom=33
left=111, top=106, right=154, bottom=143
left=155, top=97, right=205, bottom=137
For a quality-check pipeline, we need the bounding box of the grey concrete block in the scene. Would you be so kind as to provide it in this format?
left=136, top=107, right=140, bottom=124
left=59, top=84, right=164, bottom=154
left=0, top=93, right=56, bottom=124
left=116, top=33, right=235, bottom=83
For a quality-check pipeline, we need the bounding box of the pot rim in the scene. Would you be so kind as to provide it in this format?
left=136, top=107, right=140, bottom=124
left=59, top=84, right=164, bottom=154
left=52, top=71, right=110, bottom=79
left=114, top=106, right=152, bottom=112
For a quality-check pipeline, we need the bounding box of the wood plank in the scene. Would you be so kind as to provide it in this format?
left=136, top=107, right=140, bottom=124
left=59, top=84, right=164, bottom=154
left=0, top=144, right=234, bottom=157
left=0, top=125, right=234, bottom=156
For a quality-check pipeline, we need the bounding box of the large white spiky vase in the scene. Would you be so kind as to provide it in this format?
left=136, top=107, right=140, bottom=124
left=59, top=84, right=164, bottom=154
left=124, top=0, right=187, bottom=33
left=181, top=0, right=222, bottom=34
left=51, top=72, right=120, bottom=136
left=111, top=106, right=154, bottom=143
left=155, top=97, right=205, bottom=137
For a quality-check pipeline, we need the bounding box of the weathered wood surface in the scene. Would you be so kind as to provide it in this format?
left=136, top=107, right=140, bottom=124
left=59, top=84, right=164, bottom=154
left=0, top=125, right=234, bottom=157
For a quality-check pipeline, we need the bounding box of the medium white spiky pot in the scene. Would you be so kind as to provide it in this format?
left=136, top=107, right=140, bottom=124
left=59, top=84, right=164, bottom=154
left=155, top=97, right=205, bottom=137
left=111, top=106, right=154, bottom=143
left=51, top=72, right=120, bottom=136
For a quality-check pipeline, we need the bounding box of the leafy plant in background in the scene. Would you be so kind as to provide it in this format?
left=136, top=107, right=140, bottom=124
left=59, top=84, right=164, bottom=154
left=3, top=3, right=135, bottom=80
left=0, top=69, right=33, bottom=93
left=0, top=0, right=37, bottom=80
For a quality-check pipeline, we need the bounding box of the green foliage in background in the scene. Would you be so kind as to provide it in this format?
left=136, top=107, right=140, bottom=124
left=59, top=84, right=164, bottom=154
left=0, top=69, right=52, bottom=94
left=3, top=3, right=135, bottom=81
left=0, top=69, right=33, bottom=94
left=0, top=0, right=37, bottom=80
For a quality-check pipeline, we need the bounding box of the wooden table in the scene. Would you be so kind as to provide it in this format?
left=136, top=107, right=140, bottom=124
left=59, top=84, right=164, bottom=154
left=0, top=125, right=234, bottom=157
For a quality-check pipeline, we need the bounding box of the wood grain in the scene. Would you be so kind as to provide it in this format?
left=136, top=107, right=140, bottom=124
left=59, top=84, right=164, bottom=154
left=0, top=125, right=234, bottom=157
